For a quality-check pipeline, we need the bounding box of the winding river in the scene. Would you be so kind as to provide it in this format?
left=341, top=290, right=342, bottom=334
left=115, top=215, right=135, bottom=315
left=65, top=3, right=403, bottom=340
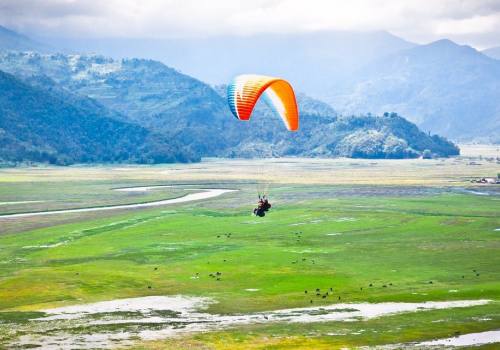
left=0, top=186, right=237, bottom=219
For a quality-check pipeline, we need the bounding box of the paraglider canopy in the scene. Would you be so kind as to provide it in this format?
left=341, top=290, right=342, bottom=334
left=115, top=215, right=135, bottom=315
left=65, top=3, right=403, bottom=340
left=227, top=74, right=299, bottom=131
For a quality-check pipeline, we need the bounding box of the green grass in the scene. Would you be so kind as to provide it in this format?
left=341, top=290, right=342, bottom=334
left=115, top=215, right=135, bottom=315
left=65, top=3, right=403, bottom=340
left=0, top=181, right=499, bottom=348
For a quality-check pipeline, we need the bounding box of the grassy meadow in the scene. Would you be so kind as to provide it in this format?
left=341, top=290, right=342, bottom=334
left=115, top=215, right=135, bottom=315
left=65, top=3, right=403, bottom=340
left=0, top=147, right=499, bottom=349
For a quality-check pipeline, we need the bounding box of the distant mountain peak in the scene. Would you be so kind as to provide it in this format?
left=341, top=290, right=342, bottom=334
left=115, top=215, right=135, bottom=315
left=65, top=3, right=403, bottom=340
left=428, top=38, right=455, bottom=46
left=419, top=38, right=481, bottom=57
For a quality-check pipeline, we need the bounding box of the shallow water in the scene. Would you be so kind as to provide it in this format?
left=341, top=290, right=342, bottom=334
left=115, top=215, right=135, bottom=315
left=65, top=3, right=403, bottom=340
left=8, top=296, right=490, bottom=349
left=417, top=330, right=500, bottom=347
left=369, top=329, right=500, bottom=349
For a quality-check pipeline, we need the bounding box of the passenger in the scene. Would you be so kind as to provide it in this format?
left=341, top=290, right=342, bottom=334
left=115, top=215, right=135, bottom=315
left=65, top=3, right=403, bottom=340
left=253, top=196, right=271, bottom=217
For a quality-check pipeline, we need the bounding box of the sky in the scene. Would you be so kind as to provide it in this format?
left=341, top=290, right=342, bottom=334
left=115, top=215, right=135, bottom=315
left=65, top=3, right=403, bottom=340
left=1, top=0, right=499, bottom=49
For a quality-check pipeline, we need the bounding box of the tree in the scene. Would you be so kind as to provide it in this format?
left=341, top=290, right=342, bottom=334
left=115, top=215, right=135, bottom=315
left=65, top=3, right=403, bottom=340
left=422, top=149, right=433, bottom=159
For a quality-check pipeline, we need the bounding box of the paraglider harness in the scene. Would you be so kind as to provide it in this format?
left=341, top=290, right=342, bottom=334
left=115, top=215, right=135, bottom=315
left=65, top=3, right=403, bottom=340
left=253, top=195, right=272, bottom=217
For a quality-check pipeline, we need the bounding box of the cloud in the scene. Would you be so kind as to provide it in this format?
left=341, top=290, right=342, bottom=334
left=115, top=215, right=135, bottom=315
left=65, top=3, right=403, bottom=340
left=0, top=0, right=499, bottom=48
left=435, top=13, right=500, bottom=35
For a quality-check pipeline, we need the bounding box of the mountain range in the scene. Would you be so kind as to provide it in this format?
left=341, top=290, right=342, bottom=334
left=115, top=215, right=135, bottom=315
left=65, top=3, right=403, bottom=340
left=40, top=29, right=500, bottom=142
left=330, top=40, right=500, bottom=141
left=0, top=49, right=458, bottom=164
left=0, top=25, right=478, bottom=164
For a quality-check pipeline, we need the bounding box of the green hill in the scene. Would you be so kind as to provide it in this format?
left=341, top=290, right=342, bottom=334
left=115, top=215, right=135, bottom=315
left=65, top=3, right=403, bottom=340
left=0, top=70, right=197, bottom=165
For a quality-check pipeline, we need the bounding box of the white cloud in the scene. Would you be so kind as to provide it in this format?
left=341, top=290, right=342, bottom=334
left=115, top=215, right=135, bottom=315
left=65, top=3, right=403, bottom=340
left=0, top=0, right=499, bottom=48
left=435, top=13, right=500, bottom=35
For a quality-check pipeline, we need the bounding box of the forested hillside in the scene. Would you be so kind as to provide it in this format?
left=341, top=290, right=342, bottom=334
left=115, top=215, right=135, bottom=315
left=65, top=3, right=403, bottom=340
left=0, top=70, right=197, bottom=164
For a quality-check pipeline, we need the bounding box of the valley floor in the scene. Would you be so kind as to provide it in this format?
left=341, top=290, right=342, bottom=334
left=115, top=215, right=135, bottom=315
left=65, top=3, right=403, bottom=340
left=0, top=146, right=499, bottom=349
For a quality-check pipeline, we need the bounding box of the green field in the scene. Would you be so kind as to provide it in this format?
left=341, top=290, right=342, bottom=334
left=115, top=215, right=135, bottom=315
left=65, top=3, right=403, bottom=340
left=0, top=153, right=499, bottom=349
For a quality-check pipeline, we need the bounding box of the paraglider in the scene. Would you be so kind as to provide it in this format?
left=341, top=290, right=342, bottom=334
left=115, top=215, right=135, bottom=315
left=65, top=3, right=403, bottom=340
left=227, top=74, right=299, bottom=217
left=253, top=195, right=272, bottom=217
left=227, top=74, right=299, bottom=131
